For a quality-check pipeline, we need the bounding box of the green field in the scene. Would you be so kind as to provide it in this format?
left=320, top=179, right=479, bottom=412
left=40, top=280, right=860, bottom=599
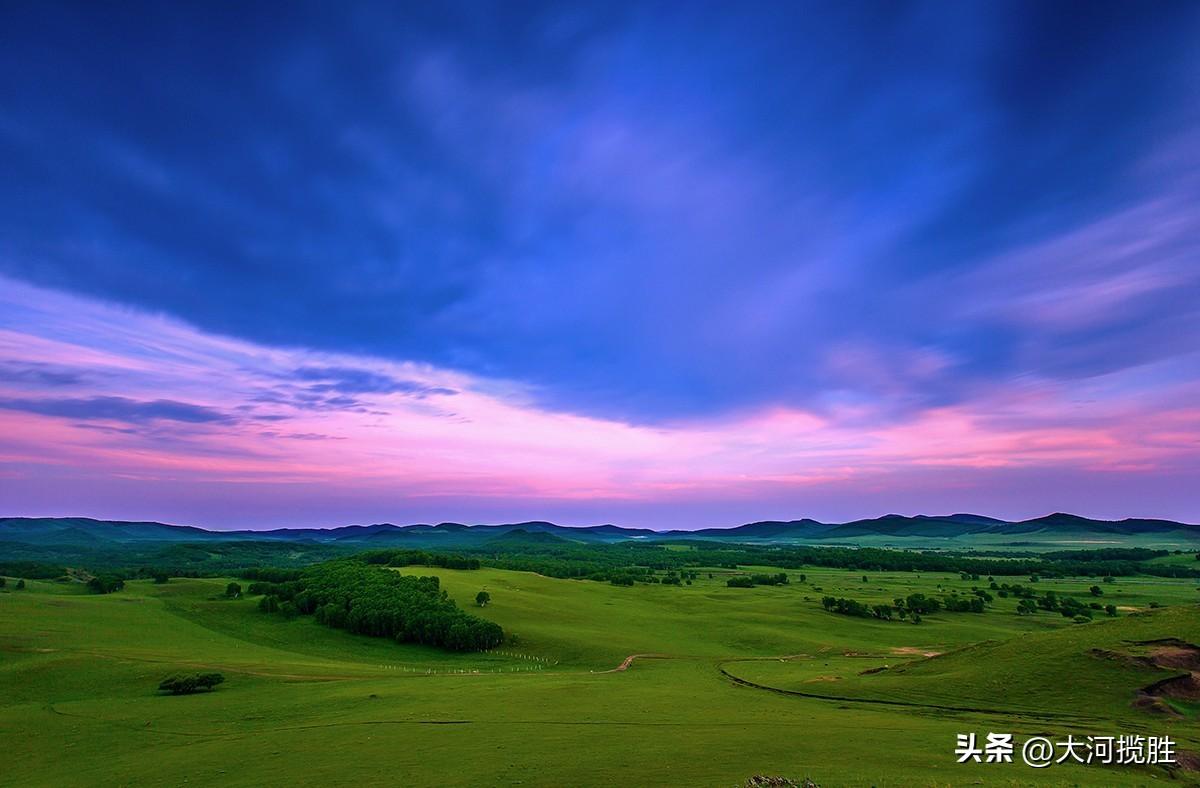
left=2, top=566, right=1198, bottom=786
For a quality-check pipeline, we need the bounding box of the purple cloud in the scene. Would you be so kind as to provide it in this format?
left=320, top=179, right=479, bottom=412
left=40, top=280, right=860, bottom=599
left=0, top=396, right=234, bottom=425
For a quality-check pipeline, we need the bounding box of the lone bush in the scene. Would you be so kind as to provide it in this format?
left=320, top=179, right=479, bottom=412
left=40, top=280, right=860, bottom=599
left=158, top=672, right=225, bottom=695
left=86, top=575, right=124, bottom=594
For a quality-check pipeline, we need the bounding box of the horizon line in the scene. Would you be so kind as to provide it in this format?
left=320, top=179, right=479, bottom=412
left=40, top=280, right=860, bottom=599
left=4, top=510, right=1198, bottom=533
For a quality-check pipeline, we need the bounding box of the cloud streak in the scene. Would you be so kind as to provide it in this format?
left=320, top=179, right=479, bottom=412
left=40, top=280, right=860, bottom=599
left=0, top=277, right=1197, bottom=527
left=0, top=395, right=234, bottom=425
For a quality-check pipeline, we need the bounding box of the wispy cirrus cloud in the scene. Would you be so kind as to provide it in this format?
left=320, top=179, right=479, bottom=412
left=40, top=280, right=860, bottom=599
left=290, top=366, right=458, bottom=397
left=3, top=3, right=1198, bottom=426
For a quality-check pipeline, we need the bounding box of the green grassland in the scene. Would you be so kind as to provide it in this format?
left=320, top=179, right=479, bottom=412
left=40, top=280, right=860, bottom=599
left=1, top=565, right=1198, bottom=787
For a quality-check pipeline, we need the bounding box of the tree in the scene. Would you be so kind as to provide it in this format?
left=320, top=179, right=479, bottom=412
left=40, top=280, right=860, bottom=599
left=904, top=593, right=941, bottom=615
left=862, top=575, right=869, bottom=583
left=475, top=590, right=491, bottom=607
left=0, top=577, right=5, bottom=588
left=225, top=582, right=242, bottom=598
left=153, top=572, right=169, bottom=584
left=1105, top=604, right=1118, bottom=617
left=1103, top=575, right=1116, bottom=583
left=1089, top=585, right=1103, bottom=596
left=15, top=579, right=25, bottom=590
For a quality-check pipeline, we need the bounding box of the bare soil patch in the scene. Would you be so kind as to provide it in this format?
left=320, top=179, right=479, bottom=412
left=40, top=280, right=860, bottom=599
left=600, top=653, right=669, bottom=673
left=1125, top=639, right=1200, bottom=712
left=1147, top=644, right=1200, bottom=672
left=1141, top=673, right=1200, bottom=701
left=889, top=646, right=943, bottom=658
left=1174, top=750, right=1200, bottom=773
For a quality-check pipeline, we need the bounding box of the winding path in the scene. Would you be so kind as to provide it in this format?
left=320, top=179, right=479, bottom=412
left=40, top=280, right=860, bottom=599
left=598, top=653, right=670, bottom=673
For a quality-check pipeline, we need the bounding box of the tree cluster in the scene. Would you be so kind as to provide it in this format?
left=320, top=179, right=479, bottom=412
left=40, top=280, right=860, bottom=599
left=359, top=549, right=482, bottom=570
left=821, top=590, right=989, bottom=623
left=727, top=572, right=789, bottom=588
left=238, top=567, right=303, bottom=583
left=255, top=560, right=504, bottom=652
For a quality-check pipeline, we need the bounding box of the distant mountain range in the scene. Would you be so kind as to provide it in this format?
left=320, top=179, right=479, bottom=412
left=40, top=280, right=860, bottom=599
left=1, top=512, right=1197, bottom=549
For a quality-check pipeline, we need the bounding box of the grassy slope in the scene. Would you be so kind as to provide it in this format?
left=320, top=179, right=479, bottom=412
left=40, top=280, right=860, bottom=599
left=1, top=569, right=1198, bottom=786
left=725, top=606, right=1200, bottom=717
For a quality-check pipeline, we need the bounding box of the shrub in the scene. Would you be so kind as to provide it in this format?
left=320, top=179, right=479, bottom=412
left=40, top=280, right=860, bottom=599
left=86, top=575, right=125, bottom=594
left=158, top=672, right=225, bottom=695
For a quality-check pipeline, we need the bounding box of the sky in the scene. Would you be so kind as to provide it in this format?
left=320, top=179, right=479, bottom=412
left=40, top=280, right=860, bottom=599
left=1, top=1, right=1199, bottom=529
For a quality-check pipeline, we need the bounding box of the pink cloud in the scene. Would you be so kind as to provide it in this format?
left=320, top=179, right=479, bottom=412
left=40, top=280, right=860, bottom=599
left=2, top=275, right=1197, bottom=526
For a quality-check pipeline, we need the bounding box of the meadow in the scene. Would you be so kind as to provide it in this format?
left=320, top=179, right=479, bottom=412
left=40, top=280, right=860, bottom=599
left=1, top=561, right=1198, bottom=786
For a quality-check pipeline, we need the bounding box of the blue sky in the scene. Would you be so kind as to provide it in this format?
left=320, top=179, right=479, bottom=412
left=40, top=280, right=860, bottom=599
left=1, top=1, right=1199, bottom=527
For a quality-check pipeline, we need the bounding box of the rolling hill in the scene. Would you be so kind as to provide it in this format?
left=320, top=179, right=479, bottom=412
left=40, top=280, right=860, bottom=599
left=1, top=511, right=1197, bottom=550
